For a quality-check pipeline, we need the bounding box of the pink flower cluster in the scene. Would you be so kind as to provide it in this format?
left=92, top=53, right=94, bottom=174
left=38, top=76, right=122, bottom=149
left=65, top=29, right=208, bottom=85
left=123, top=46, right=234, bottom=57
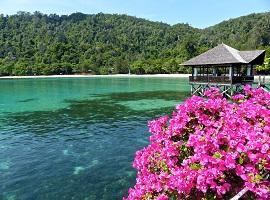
left=124, top=86, right=270, bottom=199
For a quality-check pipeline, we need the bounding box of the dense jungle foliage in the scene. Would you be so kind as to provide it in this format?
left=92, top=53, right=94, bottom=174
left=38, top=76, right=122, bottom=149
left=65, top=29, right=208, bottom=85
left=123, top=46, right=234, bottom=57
left=0, top=11, right=269, bottom=75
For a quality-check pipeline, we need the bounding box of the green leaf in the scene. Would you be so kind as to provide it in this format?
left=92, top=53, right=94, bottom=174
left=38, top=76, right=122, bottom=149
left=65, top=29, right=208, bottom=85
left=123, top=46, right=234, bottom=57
left=213, top=152, right=222, bottom=159
left=255, top=174, right=263, bottom=180
left=189, top=162, right=201, bottom=170
left=239, top=157, right=244, bottom=164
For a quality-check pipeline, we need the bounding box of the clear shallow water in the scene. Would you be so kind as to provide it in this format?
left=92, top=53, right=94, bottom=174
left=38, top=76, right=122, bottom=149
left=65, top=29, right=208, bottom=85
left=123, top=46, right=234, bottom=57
left=0, top=77, right=189, bottom=200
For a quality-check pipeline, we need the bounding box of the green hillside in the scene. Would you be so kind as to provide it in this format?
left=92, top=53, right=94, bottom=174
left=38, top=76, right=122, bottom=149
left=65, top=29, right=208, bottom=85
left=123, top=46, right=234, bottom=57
left=0, top=11, right=269, bottom=75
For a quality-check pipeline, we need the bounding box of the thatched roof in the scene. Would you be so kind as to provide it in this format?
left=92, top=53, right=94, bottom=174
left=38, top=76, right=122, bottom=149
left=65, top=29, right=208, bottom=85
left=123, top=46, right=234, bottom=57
left=181, top=44, right=265, bottom=66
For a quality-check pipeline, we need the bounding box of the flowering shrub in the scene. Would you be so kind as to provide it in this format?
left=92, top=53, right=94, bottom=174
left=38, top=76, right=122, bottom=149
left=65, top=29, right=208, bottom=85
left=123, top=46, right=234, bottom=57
left=124, top=86, right=270, bottom=199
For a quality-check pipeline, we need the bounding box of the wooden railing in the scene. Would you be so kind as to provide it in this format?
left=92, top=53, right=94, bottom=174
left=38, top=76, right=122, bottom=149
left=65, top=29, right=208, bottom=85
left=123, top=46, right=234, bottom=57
left=189, top=76, right=254, bottom=84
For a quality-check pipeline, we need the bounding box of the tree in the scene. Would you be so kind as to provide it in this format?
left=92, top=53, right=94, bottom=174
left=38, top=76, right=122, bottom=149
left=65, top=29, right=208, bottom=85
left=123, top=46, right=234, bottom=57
left=0, top=12, right=269, bottom=76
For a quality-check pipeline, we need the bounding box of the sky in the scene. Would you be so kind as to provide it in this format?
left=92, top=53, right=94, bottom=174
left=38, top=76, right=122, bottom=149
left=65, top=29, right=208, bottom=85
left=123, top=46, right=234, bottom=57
left=0, top=0, right=269, bottom=28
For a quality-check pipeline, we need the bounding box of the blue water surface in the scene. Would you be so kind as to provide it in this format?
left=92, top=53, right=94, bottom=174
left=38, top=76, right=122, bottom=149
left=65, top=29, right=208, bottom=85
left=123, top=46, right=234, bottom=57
left=0, top=77, right=189, bottom=200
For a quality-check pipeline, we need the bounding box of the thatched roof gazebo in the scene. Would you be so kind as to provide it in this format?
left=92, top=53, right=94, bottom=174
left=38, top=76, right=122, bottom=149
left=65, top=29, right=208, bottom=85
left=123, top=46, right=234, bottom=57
left=181, top=43, right=265, bottom=98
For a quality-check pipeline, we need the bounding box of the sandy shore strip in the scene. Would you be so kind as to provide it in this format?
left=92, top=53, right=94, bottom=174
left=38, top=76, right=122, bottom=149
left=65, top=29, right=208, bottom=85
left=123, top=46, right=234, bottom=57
left=0, top=74, right=191, bottom=79
left=0, top=74, right=270, bottom=80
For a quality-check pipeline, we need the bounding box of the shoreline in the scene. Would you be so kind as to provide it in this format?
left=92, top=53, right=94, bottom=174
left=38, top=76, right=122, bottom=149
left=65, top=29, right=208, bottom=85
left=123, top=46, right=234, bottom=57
left=0, top=74, right=191, bottom=79
left=0, top=74, right=269, bottom=80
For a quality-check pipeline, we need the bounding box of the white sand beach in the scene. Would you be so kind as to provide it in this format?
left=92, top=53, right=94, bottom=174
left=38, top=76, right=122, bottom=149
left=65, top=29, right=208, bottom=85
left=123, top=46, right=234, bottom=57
left=0, top=74, right=191, bottom=79
left=1, top=74, right=270, bottom=81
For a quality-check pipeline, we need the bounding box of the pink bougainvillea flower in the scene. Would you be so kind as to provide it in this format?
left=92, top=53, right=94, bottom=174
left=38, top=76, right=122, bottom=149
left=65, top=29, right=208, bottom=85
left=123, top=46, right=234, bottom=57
left=124, top=87, right=270, bottom=200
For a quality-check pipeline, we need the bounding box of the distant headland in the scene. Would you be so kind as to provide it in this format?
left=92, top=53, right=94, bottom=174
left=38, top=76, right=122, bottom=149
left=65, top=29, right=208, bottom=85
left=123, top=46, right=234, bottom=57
left=0, top=11, right=269, bottom=76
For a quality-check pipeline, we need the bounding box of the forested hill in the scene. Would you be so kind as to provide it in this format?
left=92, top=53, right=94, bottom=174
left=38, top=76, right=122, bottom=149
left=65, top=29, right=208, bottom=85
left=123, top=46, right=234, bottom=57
left=0, top=11, right=269, bottom=75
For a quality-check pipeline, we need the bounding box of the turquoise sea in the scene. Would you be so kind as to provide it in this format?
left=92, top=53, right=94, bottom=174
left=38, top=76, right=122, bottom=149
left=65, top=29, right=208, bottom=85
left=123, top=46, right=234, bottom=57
left=0, top=77, right=189, bottom=200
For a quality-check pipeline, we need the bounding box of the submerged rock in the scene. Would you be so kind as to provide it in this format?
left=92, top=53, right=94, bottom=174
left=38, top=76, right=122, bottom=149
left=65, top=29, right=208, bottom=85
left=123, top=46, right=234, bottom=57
left=73, top=166, right=85, bottom=175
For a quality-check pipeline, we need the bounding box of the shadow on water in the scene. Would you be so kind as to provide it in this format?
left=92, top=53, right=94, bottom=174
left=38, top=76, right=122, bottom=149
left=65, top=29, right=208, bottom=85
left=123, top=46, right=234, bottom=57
left=4, top=90, right=189, bottom=134
left=93, top=90, right=190, bottom=101
left=0, top=90, right=189, bottom=200
left=17, top=98, right=38, bottom=103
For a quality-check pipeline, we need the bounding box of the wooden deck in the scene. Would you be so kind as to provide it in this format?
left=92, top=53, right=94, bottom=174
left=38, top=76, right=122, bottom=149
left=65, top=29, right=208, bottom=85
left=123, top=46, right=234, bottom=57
left=189, top=76, right=254, bottom=85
